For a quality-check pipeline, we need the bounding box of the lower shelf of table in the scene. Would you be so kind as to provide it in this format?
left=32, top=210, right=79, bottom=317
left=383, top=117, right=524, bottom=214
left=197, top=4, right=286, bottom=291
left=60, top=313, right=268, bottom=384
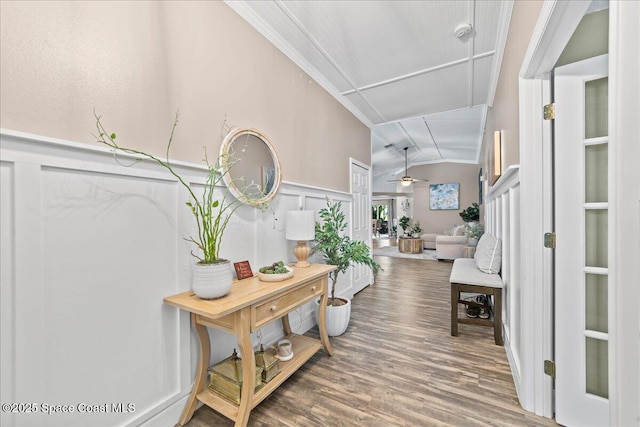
left=196, top=334, right=322, bottom=421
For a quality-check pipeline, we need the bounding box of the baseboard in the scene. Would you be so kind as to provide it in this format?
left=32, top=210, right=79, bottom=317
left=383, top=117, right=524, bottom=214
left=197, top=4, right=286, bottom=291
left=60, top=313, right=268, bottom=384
left=130, top=392, right=191, bottom=427
left=504, top=331, right=525, bottom=409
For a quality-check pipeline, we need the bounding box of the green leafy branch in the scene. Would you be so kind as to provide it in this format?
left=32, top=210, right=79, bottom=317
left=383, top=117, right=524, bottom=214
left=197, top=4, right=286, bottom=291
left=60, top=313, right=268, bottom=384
left=93, top=110, right=257, bottom=264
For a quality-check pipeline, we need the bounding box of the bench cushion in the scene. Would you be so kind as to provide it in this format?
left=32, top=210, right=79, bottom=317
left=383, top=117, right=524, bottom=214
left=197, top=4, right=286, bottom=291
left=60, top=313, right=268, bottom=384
left=474, top=233, right=502, bottom=274
left=449, top=258, right=504, bottom=288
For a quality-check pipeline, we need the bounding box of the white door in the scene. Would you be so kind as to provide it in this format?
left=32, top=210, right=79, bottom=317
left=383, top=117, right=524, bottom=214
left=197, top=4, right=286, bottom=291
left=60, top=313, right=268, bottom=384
left=555, top=54, right=609, bottom=426
left=350, top=160, right=372, bottom=295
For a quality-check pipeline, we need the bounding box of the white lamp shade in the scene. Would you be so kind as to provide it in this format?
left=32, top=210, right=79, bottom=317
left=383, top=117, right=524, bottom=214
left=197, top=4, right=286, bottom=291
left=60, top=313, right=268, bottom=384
left=285, top=210, right=315, bottom=241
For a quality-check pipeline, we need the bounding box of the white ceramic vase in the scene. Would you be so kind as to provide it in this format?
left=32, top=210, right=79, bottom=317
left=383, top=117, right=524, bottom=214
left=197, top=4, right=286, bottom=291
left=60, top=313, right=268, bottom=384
left=468, top=237, right=479, bottom=247
left=314, top=298, right=352, bottom=337
left=192, top=260, right=233, bottom=299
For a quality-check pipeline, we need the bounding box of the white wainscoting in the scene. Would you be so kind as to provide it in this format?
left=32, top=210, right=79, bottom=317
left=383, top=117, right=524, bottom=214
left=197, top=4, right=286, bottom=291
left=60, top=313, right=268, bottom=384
left=0, top=129, right=353, bottom=427
left=485, top=166, right=523, bottom=402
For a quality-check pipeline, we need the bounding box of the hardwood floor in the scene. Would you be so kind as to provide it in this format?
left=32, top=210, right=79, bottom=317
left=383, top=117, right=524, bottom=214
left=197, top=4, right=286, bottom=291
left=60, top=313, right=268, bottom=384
left=186, top=242, right=557, bottom=426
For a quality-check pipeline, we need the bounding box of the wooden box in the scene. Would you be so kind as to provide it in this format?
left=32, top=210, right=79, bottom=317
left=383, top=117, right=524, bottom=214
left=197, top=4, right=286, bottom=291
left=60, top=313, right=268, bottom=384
left=208, top=350, right=263, bottom=405
left=255, top=345, right=280, bottom=383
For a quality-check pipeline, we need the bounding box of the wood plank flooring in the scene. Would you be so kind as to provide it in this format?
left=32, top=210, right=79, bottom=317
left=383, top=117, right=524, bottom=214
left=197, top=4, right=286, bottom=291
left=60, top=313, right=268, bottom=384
left=185, top=242, right=557, bottom=426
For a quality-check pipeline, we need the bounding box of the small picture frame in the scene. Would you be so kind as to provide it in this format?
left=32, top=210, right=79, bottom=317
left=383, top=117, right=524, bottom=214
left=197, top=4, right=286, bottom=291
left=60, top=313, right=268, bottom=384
left=233, top=261, right=253, bottom=280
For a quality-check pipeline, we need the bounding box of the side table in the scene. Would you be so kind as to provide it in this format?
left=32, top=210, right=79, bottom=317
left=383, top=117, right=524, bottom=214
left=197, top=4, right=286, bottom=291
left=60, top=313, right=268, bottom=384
left=398, top=237, right=423, bottom=254
left=462, top=245, right=476, bottom=258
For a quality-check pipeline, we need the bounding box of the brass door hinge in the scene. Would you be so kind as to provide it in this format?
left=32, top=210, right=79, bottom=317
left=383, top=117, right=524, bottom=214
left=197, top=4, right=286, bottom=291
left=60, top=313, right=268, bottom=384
left=544, top=232, right=556, bottom=249
left=544, top=103, right=555, bottom=120
left=544, top=360, right=556, bottom=377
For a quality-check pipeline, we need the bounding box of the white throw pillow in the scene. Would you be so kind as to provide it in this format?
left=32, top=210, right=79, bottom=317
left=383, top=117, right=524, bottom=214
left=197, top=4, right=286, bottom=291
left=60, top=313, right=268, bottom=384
left=474, top=233, right=502, bottom=274
left=453, top=225, right=466, bottom=236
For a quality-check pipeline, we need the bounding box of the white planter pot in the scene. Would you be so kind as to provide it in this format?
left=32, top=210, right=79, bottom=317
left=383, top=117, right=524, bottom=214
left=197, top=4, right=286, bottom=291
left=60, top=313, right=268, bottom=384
left=192, top=260, right=233, bottom=299
left=314, top=298, right=351, bottom=337
left=467, top=237, right=479, bottom=247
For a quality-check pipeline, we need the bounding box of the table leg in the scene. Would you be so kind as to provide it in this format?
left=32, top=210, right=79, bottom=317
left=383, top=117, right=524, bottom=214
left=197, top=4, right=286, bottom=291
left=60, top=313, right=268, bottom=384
left=281, top=313, right=292, bottom=336
left=317, top=283, right=334, bottom=356
left=178, top=313, right=210, bottom=426
left=234, top=308, right=255, bottom=427
left=451, top=285, right=459, bottom=337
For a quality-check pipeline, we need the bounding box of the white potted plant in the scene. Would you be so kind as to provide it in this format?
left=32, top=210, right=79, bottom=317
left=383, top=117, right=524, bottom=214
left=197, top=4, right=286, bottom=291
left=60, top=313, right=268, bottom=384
left=398, top=215, right=411, bottom=237
left=464, top=222, right=484, bottom=247
left=312, top=198, right=380, bottom=336
left=94, top=112, right=260, bottom=299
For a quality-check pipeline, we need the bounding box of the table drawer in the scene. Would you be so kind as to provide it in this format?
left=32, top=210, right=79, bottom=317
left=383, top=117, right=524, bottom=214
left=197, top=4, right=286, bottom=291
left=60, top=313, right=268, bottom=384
left=252, top=279, right=323, bottom=329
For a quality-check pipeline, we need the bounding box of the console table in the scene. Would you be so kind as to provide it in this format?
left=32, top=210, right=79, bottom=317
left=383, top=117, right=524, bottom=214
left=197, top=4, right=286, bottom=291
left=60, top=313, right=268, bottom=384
left=164, top=263, right=336, bottom=427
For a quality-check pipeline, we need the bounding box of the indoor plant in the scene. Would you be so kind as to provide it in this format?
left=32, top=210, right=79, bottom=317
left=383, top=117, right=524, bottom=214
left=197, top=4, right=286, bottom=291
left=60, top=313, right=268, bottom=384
left=459, top=202, right=480, bottom=223
left=94, top=111, right=259, bottom=299
left=312, top=198, right=380, bottom=336
left=410, top=221, right=422, bottom=237
left=398, top=215, right=411, bottom=236
left=464, top=222, right=484, bottom=246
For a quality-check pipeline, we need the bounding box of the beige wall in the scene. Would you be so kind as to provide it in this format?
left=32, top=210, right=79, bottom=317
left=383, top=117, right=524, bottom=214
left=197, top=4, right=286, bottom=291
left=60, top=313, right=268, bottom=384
left=481, top=0, right=544, bottom=181
left=0, top=1, right=370, bottom=192
left=408, top=162, right=480, bottom=234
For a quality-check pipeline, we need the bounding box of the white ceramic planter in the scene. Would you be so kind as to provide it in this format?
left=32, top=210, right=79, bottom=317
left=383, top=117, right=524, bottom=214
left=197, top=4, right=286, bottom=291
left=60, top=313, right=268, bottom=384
left=192, top=260, right=233, bottom=299
left=314, top=298, right=351, bottom=337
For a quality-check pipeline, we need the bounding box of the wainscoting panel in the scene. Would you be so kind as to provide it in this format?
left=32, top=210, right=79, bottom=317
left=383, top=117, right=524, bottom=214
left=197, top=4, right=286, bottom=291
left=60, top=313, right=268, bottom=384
left=1, top=160, right=16, bottom=427
left=485, top=166, right=523, bottom=401
left=0, top=130, right=353, bottom=426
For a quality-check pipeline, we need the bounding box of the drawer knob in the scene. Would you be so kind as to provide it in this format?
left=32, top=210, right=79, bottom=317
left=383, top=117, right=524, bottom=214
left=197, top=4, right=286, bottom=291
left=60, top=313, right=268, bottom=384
left=310, top=286, right=317, bottom=291
left=269, top=305, right=277, bottom=312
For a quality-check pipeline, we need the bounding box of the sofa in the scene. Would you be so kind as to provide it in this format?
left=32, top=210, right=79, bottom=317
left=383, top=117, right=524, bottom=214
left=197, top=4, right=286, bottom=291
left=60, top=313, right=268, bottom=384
left=420, top=232, right=440, bottom=250
left=435, top=224, right=468, bottom=260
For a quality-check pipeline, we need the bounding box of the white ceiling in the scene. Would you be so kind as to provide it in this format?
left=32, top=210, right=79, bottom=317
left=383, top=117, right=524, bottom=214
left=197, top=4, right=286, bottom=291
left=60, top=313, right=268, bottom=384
left=226, top=0, right=514, bottom=192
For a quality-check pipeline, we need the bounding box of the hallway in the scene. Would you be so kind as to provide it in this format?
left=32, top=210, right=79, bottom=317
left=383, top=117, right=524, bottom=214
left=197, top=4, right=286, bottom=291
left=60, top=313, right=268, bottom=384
left=188, top=253, right=557, bottom=426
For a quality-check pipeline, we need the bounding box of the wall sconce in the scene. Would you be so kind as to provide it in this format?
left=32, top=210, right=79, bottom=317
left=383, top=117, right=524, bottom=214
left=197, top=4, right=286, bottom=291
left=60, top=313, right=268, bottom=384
left=400, top=199, right=410, bottom=212
left=491, top=130, right=503, bottom=185
left=285, top=210, right=315, bottom=268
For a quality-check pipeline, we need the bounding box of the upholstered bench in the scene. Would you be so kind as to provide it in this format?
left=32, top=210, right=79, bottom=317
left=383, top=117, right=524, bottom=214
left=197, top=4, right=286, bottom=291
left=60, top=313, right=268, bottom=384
left=449, top=234, right=504, bottom=345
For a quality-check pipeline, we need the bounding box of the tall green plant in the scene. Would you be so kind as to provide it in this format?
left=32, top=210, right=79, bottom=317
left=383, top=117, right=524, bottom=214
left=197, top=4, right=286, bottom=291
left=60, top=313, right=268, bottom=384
left=94, top=111, right=257, bottom=264
left=313, top=198, right=380, bottom=305
left=459, top=203, right=480, bottom=222
left=399, top=216, right=411, bottom=234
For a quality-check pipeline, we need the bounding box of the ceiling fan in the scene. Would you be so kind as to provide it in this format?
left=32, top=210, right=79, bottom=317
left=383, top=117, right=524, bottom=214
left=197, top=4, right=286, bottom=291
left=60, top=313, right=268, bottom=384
left=388, top=147, right=428, bottom=187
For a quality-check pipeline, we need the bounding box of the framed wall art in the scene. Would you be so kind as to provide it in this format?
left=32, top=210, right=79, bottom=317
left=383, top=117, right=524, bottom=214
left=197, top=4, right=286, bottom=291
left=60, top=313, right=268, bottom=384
left=429, top=183, right=460, bottom=210
left=479, top=168, right=483, bottom=205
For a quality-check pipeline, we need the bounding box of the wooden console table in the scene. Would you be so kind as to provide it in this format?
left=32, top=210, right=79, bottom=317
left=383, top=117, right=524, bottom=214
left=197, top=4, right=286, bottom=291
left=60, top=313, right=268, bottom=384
left=164, top=263, right=336, bottom=427
left=398, top=237, right=423, bottom=254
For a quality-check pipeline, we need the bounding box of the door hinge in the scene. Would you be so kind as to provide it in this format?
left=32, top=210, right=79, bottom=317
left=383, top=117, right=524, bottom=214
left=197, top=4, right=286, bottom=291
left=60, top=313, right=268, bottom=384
left=544, top=360, right=556, bottom=377
left=544, top=103, right=555, bottom=120
left=544, top=232, right=556, bottom=249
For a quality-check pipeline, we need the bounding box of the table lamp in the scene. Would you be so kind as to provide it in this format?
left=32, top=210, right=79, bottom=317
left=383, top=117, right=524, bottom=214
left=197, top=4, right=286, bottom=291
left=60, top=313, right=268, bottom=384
left=285, top=210, right=315, bottom=268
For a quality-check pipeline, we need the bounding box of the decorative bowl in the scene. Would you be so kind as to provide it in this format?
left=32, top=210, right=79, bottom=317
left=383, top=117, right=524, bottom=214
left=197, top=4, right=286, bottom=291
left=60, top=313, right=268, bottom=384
left=257, top=266, right=293, bottom=282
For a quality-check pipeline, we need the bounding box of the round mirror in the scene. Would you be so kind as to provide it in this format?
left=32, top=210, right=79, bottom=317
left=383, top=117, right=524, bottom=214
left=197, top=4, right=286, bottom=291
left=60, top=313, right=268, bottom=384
left=220, top=128, right=281, bottom=207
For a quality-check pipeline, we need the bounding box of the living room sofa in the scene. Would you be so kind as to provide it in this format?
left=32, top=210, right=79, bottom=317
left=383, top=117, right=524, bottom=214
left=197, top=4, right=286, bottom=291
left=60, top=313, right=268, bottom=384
left=420, top=232, right=440, bottom=250
left=421, top=224, right=469, bottom=260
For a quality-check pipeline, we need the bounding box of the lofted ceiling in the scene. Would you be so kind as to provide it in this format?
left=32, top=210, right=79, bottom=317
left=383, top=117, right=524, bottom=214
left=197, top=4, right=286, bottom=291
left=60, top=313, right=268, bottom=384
left=226, top=0, right=514, bottom=193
